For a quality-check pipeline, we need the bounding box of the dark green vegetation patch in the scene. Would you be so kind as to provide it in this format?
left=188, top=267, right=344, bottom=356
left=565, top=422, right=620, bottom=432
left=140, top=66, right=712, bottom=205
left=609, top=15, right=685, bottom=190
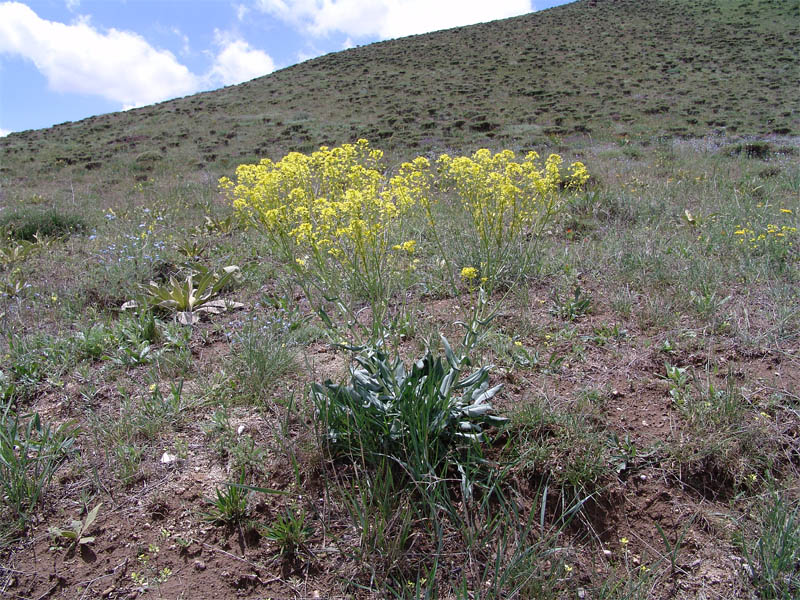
left=0, top=208, right=89, bottom=241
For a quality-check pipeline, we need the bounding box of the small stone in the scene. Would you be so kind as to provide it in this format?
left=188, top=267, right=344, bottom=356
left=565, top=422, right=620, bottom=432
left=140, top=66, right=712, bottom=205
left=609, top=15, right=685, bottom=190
left=102, top=587, right=114, bottom=598
left=639, top=474, right=647, bottom=481
left=742, top=562, right=754, bottom=578
left=160, top=452, right=177, bottom=464
left=603, top=549, right=612, bottom=557
left=194, top=560, right=206, bottom=571
left=237, top=424, right=246, bottom=435
left=577, top=589, right=586, bottom=599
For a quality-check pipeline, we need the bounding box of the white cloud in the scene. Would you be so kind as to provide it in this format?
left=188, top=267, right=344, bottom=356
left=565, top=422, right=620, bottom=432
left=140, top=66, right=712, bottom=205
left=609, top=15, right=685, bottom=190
left=235, top=3, right=250, bottom=21
left=0, top=2, right=199, bottom=107
left=208, top=32, right=276, bottom=86
left=255, top=0, right=532, bottom=39
left=0, top=127, right=11, bottom=137
left=0, top=2, right=276, bottom=109
left=65, top=0, right=80, bottom=11
left=171, top=26, right=191, bottom=56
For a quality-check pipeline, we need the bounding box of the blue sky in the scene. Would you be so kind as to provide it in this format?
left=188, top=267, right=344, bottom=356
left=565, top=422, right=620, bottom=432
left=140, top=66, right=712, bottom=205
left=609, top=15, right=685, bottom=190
left=0, top=0, right=570, bottom=136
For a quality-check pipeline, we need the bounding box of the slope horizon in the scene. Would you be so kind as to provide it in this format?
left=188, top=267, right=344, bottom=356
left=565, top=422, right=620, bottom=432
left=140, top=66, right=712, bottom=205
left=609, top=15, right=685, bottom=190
left=0, top=0, right=572, bottom=135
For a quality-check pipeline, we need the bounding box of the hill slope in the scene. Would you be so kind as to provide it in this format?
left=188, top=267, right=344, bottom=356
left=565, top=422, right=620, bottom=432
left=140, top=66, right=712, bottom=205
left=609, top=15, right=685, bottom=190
left=1, top=2, right=799, bottom=598
left=1, top=0, right=798, bottom=192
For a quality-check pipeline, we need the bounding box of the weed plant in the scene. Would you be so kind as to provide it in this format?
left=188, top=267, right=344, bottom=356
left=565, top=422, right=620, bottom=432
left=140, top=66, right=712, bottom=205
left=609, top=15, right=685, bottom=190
left=740, top=493, right=800, bottom=600
left=204, top=471, right=250, bottom=525
left=433, top=149, right=588, bottom=292
left=0, top=402, right=77, bottom=534
left=222, top=140, right=427, bottom=343
left=260, top=507, right=313, bottom=558
left=313, top=338, right=506, bottom=483
left=227, top=315, right=298, bottom=403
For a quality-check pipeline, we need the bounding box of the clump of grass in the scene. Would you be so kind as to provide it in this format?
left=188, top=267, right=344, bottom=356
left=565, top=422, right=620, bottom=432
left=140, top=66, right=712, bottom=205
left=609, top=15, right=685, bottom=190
left=0, top=208, right=88, bottom=241
left=227, top=315, right=298, bottom=403
left=259, top=507, right=313, bottom=558
left=88, top=380, right=189, bottom=486
left=6, top=332, right=76, bottom=402
left=204, top=471, right=250, bottom=525
left=550, top=285, right=593, bottom=321
left=508, top=395, right=611, bottom=497
left=739, top=493, right=800, bottom=600
left=203, top=406, right=270, bottom=477
left=0, top=402, right=77, bottom=537
left=726, top=141, right=775, bottom=159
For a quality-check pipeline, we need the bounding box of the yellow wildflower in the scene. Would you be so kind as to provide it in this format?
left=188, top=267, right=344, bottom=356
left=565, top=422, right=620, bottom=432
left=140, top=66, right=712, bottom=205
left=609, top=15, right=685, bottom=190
left=392, top=240, right=416, bottom=253
left=460, top=266, right=478, bottom=281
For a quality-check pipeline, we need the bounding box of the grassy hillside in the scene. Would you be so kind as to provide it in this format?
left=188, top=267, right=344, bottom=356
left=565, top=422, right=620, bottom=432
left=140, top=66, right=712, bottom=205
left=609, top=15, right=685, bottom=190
left=1, top=1, right=798, bottom=599
left=1, top=0, right=798, bottom=197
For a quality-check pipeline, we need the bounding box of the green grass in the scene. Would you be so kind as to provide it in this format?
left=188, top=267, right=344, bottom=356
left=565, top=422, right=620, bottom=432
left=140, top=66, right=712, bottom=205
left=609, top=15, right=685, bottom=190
left=740, top=493, right=800, bottom=600
left=0, top=208, right=89, bottom=242
left=0, top=403, right=77, bottom=537
left=204, top=473, right=251, bottom=525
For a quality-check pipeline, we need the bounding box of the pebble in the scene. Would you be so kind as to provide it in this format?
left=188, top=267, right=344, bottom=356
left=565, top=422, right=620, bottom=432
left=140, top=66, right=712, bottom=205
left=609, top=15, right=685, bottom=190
left=194, top=560, right=206, bottom=571
left=742, top=562, right=754, bottom=578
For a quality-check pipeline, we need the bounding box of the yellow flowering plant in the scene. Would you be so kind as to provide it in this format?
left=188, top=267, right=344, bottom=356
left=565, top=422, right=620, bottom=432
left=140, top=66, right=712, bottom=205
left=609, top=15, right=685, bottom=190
left=434, top=149, right=589, bottom=291
left=220, top=140, right=427, bottom=343
left=732, top=207, right=798, bottom=265
left=222, top=140, right=591, bottom=342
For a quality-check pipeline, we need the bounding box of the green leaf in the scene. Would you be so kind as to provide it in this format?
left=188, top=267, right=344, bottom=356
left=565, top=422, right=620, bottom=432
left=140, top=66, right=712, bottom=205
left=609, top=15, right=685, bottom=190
left=440, top=334, right=459, bottom=369
left=84, top=503, right=102, bottom=531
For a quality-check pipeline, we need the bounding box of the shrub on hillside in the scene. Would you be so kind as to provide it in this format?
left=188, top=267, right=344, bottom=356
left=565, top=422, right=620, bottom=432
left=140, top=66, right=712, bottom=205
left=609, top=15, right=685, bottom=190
left=0, top=208, right=88, bottom=241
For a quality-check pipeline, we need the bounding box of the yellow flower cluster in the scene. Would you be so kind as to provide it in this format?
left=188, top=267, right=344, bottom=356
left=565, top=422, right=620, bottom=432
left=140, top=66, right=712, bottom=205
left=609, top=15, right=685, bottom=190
left=222, top=140, right=385, bottom=251
left=220, top=140, right=430, bottom=279
left=392, top=240, right=417, bottom=254
left=460, top=266, right=478, bottom=281
left=733, top=211, right=797, bottom=251
left=733, top=223, right=797, bottom=247
left=221, top=140, right=591, bottom=338
left=436, top=149, right=588, bottom=286
left=438, top=149, right=587, bottom=240
left=220, top=140, right=432, bottom=340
